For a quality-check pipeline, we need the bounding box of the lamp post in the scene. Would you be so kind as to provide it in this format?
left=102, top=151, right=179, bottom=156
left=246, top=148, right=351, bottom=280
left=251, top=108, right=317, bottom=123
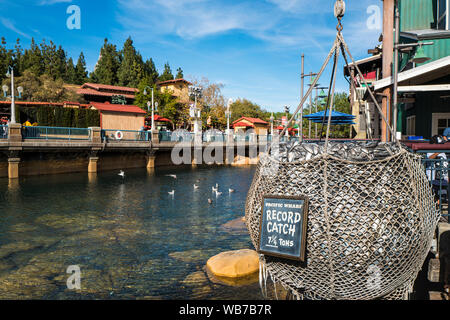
left=3, top=66, right=23, bottom=124
left=143, top=86, right=156, bottom=133
left=189, top=86, right=203, bottom=133
left=225, top=98, right=233, bottom=137
left=270, top=113, right=274, bottom=136
left=284, top=105, right=290, bottom=137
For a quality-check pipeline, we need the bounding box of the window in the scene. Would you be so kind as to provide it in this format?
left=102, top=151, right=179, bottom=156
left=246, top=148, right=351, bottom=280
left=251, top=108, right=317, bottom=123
left=432, top=113, right=450, bottom=136
left=437, top=0, right=449, bottom=30
left=406, top=116, right=416, bottom=136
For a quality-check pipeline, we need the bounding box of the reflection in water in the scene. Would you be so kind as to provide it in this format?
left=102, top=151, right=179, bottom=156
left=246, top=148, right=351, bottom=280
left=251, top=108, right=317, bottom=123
left=0, top=166, right=263, bottom=300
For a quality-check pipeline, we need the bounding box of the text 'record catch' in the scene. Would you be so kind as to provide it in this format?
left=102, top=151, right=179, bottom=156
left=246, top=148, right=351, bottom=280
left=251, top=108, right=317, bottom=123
left=258, top=195, right=309, bottom=261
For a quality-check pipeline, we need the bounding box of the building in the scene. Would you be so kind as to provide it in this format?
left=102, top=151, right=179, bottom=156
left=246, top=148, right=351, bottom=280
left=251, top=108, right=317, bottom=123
left=346, top=0, right=450, bottom=139
left=89, top=102, right=146, bottom=131
left=232, top=117, right=269, bottom=135
left=77, top=83, right=139, bottom=104
left=156, top=79, right=192, bottom=103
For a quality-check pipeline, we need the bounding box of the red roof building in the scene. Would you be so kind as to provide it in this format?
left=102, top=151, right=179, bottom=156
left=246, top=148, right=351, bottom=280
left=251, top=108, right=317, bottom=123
left=89, top=102, right=146, bottom=131
left=232, top=117, right=269, bottom=134
left=77, top=83, right=139, bottom=104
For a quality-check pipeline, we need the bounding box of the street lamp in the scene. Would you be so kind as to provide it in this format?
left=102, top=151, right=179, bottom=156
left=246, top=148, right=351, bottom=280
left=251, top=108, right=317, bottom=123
left=270, top=113, right=274, bottom=136
left=189, top=86, right=203, bottom=133
left=225, top=98, right=233, bottom=136
left=3, top=66, right=23, bottom=124
left=284, top=106, right=290, bottom=137
left=143, top=86, right=156, bottom=133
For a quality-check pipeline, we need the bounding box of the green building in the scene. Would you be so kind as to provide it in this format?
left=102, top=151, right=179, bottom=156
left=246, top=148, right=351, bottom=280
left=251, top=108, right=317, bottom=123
left=348, top=0, right=450, bottom=139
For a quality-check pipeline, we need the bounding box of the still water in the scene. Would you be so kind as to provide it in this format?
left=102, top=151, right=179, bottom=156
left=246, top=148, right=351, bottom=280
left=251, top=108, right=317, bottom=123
left=0, top=166, right=264, bottom=299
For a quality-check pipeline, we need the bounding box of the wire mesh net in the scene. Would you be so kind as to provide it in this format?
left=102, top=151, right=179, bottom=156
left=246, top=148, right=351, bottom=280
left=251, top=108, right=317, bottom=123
left=245, top=142, right=440, bottom=300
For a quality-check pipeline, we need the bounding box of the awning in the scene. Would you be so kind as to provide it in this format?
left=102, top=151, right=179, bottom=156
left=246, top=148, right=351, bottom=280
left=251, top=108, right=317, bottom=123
left=372, top=55, right=450, bottom=91
left=146, top=115, right=171, bottom=122
left=304, top=110, right=356, bottom=125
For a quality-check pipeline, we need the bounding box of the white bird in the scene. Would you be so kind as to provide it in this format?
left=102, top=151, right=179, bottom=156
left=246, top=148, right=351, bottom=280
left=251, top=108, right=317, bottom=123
left=118, top=170, right=125, bottom=178
left=166, top=174, right=177, bottom=179
left=229, top=188, right=235, bottom=193
left=208, top=199, right=213, bottom=204
left=168, top=190, right=175, bottom=196
left=194, top=184, right=199, bottom=190
left=215, top=183, right=219, bottom=189
left=215, top=191, right=222, bottom=196
left=212, top=186, right=217, bottom=192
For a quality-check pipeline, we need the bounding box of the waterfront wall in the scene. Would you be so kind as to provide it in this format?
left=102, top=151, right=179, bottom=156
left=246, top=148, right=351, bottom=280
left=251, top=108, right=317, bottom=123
left=0, top=148, right=257, bottom=178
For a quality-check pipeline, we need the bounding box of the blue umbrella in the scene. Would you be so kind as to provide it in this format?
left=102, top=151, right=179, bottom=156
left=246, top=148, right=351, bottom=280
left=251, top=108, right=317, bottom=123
left=304, top=110, right=355, bottom=125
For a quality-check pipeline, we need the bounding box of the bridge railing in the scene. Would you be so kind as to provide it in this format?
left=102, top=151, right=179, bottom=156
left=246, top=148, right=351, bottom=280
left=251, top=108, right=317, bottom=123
left=22, top=126, right=91, bottom=141
left=101, top=129, right=150, bottom=142
left=0, top=125, right=8, bottom=139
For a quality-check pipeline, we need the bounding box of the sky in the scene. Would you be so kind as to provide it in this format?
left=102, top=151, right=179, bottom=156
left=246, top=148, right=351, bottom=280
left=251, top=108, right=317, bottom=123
left=0, top=0, right=384, bottom=112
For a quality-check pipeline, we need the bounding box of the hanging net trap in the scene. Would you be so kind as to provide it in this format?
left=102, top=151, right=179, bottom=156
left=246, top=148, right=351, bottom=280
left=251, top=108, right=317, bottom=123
left=245, top=1, right=440, bottom=300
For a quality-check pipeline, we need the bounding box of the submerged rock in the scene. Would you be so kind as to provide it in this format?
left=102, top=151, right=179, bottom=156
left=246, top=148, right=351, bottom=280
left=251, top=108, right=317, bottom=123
left=206, top=249, right=259, bottom=279
left=169, top=249, right=219, bottom=264
left=221, top=217, right=248, bottom=235
left=181, top=271, right=208, bottom=287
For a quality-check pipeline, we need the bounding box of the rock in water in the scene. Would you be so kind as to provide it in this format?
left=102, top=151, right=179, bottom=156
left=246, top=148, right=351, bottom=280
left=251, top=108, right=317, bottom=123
left=206, top=249, right=259, bottom=278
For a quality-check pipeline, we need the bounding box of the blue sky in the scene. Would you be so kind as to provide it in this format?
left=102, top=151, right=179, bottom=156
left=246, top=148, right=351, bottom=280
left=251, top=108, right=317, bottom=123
left=0, top=0, right=383, bottom=112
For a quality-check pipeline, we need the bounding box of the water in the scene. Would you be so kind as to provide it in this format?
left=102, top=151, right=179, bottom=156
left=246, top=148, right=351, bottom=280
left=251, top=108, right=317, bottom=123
left=0, top=166, right=264, bottom=300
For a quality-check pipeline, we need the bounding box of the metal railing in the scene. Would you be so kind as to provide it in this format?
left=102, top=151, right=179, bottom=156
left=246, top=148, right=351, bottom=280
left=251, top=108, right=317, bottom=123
left=22, top=126, right=91, bottom=141
left=0, top=125, right=8, bottom=139
left=101, top=129, right=150, bottom=142
left=418, top=151, right=450, bottom=219
left=158, top=131, right=172, bottom=142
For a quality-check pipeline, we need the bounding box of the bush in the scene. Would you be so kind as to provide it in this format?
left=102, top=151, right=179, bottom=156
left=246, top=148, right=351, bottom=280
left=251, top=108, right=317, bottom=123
left=16, top=106, right=99, bottom=128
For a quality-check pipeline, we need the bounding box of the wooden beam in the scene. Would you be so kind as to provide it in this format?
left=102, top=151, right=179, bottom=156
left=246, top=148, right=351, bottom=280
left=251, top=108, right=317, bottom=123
left=398, top=84, right=450, bottom=92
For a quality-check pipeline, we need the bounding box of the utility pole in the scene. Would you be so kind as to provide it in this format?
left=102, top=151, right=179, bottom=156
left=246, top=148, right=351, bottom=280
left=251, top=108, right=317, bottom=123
left=300, top=54, right=304, bottom=141
left=392, top=0, right=400, bottom=140
left=382, top=0, right=394, bottom=142
left=303, top=71, right=318, bottom=139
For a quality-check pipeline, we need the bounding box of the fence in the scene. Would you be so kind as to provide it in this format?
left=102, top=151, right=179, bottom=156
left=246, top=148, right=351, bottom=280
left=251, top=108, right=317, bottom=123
left=101, top=129, right=150, bottom=142
left=22, top=126, right=91, bottom=141
left=0, top=125, right=7, bottom=139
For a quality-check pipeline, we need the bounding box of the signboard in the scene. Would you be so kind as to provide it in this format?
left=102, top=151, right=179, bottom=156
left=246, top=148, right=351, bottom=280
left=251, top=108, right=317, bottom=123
left=258, top=195, right=309, bottom=262
left=281, top=116, right=287, bottom=126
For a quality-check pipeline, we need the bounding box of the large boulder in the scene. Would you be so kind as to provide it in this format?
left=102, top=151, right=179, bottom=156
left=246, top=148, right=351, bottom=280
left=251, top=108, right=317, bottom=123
left=206, top=249, right=259, bottom=278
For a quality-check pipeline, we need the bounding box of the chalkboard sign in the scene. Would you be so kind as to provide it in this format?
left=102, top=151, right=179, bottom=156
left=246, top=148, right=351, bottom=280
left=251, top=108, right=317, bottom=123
left=258, top=195, right=309, bottom=262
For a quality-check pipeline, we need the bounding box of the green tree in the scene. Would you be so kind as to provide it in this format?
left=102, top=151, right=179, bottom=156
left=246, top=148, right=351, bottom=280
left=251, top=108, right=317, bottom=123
left=20, top=38, right=43, bottom=77
left=144, top=58, right=159, bottom=85
left=158, top=62, right=174, bottom=82
left=74, top=52, right=88, bottom=84
left=230, top=98, right=267, bottom=123
left=90, top=38, right=120, bottom=85
left=175, top=67, right=183, bottom=79
left=2, top=69, right=81, bottom=102
left=117, top=37, right=146, bottom=87
left=65, top=57, right=77, bottom=84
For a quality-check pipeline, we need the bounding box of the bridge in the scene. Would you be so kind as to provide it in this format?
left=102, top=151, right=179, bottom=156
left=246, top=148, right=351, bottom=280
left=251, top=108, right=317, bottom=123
left=0, top=124, right=278, bottom=179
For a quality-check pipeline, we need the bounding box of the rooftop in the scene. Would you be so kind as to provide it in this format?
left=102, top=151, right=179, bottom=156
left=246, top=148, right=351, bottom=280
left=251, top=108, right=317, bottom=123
left=81, top=83, right=139, bottom=93
left=156, top=78, right=192, bottom=86
left=90, top=102, right=146, bottom=114
left=233, top=117, right=269, bottom=125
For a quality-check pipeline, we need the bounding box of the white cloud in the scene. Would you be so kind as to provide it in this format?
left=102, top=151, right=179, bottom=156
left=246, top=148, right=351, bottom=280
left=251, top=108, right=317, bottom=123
left=38, top=0, right=72, bottom=5
left=0, top=18, right=31, bottom=39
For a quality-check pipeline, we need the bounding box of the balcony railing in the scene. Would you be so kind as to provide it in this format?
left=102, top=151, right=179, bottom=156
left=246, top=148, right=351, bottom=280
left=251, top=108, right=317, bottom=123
left=101, top=129, right=150, bottom=142
left=22, top=126, right=91, bottom=141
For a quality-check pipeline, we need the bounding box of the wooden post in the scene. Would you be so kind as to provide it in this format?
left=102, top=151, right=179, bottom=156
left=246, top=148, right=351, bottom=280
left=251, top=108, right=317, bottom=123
left=382, top=0, right=394, bottom=142
left=88, top=156, right=99, bottom=173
